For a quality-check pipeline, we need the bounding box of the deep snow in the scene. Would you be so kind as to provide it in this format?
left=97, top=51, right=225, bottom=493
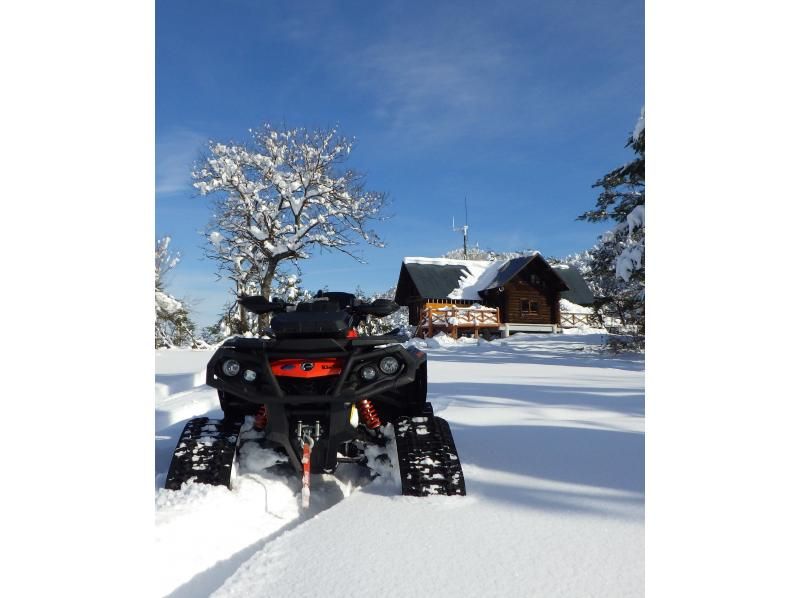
left=155, top=332, right=644, bottom=597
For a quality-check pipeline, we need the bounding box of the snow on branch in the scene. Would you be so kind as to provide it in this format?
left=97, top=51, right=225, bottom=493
left=155, top=236, right=181, bottom=284
left=193, top=125, right=385, bottom=267
left=632, top=106, right=644, bottom=142
left=155, top=236, right=199, bottom=348
left=192, top=124, right=388, bottom=333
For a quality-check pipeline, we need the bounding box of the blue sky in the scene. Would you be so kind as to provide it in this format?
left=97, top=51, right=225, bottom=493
left=156, top=0, right=643, bottom=328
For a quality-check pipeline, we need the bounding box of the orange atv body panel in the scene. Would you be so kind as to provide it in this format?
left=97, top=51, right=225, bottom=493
left=270, top=358, right=345, bottom=378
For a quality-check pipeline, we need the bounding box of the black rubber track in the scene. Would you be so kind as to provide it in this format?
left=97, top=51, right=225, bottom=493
left=164, top=417, right=243, bottom=490
left=394, top=405, right=466, bottom=496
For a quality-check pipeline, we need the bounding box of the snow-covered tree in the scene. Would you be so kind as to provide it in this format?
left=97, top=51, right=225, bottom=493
left=442, top=245, right=497, bottom=260
left=552, top=252, right=593, bottom=278
left=354, top=285, right=410, bottom=335
left=578, top=108, right=645, bottom=335
left=201, top=299, right=249, bottom=342
left=441, top=245, right=539, bottom=261
left=155, top=237, right=200, bottom=348
left=201, top=270, right=316, bottom=343
left=193, top=124, right=387, bottom=332
left=270, top=270, right=315, bottom=304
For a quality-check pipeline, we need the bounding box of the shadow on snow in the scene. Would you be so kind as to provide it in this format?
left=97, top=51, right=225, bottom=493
left=426, top=340, right=644, bottom=372
left=428, top=380, right=645, bottom=417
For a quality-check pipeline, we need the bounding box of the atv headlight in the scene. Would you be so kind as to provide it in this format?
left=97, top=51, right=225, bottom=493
left=243, top=369, right=257, bottom=382
left=379, top=356, right=400, bottom=375
left=222, top=359, right=240, bottom=376
left=360, top=365, right=378, bottom=381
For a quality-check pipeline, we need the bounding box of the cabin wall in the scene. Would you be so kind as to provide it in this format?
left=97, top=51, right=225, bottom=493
left=408, top=301, right=422, bottom=325
left=500, top=281, right=557, bottom=324
left=491, top=256, right=563, bottom=325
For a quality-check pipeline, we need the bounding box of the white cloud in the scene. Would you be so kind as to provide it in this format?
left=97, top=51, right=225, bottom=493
left=156, top=128, right=208, bottom=194
left=332, top=14, right=575, bottom=145
left=261, top=1, right=641, bottom=146
left=357, top=39, right=513, bottom=138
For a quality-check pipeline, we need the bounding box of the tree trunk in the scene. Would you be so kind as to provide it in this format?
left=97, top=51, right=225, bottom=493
left=237, top=282, right=249, bottom=334
left=258, top=261, right=278, bottom=331
left=239, top=305, right=247, bottom=332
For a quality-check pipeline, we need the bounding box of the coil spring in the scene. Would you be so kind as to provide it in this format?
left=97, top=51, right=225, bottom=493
left=254, top=405, right=269, bottom=430
left=357, top=399, right=382, bottom=429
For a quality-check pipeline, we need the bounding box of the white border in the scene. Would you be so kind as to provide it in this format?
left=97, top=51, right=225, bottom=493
left=647, top=1, right=800, bottom=596
left=2, top=2, right=153, bottom=596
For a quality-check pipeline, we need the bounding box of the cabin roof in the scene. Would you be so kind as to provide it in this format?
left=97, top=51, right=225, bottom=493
left=397, top=253, right=574, bottom=303
left=551, top=264, right=596, bottom=306
left=480, top=256, right=537, bottom=290
left=400, top=260, right=474, bottom=300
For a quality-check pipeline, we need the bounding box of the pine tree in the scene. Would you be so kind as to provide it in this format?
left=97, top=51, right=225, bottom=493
left=578, top=109, right=645, bottom=337
left=155, top=237, right=201, bottom=348
left=442, top=245, right=497, bottom=260
left=441, top=245, right=539, bottom=261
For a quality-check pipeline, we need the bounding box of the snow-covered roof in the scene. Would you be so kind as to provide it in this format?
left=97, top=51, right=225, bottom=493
left=398, top=258, right=476, bottom=300
left=401, top=257, right=505, bottom=300
left=398, top=253, right=570, bottom=302
left=479, top=256, right=539, bottom=291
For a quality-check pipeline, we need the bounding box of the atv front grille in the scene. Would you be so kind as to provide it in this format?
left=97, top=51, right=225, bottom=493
left=276, top=376, right=339, bottom=396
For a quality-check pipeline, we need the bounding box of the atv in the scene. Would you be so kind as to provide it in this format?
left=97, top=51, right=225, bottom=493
left=165, top=291, right=466, bottom=504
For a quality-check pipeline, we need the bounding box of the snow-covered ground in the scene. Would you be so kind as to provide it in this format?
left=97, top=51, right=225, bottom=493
left=155, top=332, right=644, bottom=597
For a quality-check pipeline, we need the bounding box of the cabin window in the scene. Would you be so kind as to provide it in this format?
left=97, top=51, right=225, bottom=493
left=520, top=299, right=539, bottom=315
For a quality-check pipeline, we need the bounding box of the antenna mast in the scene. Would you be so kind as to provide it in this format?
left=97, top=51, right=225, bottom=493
left=452, top=197, right=469, bottom=258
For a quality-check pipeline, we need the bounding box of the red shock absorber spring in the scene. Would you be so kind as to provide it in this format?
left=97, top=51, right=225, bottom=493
left=357, top=399, right=382, bottom=429
left=254, top=405, right=269, bottom=430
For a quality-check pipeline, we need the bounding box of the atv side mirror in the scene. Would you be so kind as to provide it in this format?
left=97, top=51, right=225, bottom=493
left=354, top=298, right=399, bottom=318
left=237, top=295, right=289, bottom=315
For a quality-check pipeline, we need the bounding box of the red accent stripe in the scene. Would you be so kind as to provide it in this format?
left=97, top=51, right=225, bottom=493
left=301, top=442, right=312, bottom=509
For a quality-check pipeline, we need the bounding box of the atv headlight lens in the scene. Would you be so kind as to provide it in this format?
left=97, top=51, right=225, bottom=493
left=243, top=369, right=257, bottom=382
left=222, top=359, right=240, bottom=376
left=360, top=365, right=378, bottom=381
left=379, top=356, right=400, bottom=375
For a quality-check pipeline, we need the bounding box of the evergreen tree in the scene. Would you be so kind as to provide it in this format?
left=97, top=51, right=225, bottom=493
left=155, top=237, right=201, bottom=348
left=441, top=245, right=539, bottom=261
left=442, top=245, right=498, bottom=260
left=578, top=109, right=645, bottom=336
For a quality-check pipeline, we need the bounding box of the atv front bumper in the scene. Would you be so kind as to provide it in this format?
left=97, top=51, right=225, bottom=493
left=206, top=336, right=426, bottom=406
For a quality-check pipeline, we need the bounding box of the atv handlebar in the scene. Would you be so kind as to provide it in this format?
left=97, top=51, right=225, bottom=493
left=238, top=295, right=400, bottom=318
left=352, top=298, right=399, bottom=318
left=237, top=295, right=289, bottom=314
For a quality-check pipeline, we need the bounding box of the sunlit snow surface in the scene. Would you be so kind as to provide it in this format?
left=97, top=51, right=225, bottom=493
left=155, top=333, right=643, bottom=597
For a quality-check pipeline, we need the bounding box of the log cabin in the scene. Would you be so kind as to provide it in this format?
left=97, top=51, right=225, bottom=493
left=394, top=254, right=594, bottom=337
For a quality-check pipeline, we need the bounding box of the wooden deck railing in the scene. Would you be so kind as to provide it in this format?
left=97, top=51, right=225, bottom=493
left=560, top=312, right=602, bottom=328
left=418, top=305, right=501, bottom=338
left=561, top=312, right=641, bottom=334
